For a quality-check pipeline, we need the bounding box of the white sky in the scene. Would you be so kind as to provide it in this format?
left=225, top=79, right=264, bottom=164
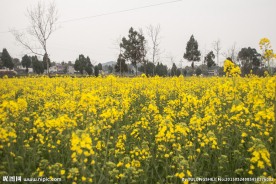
left=0, top=0, right=276, bottom=67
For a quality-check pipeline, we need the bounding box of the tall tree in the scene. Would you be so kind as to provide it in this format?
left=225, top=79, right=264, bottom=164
left=238, top=47, right=261, bottom=75
left=120, top=27, right=146, bottom=76
left=183, top=35, right=201, bottom=68
left=1, top=48, right=14, bottom=69
left=147, top=24, right=162, bottom=75
left=21, top=54, right=32, bottom=73
left=204, top=51, right=216, bottom=69
left=12, top=1, right=58, bottom=75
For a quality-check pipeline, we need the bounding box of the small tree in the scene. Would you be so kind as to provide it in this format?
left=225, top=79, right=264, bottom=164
left=21, top=54, right=32, bottom=73
left=204, top=51, right=216, bottom=69
left=32, top=56, right=44, bottom=74
left=195, top=68, right=202, bottom=76
left=94, top=66, right=99, bottom=77
left=43, top=53, right=51, bottom=71
left=155, top=62, right=168, bottom=77
left=184, top=35, right=201, bottom=69
left=237, top=47, right=261, bottom=76
left=97, top=63, right=103, bottom=70
left=115, top=54, right=128, bottom=75
left=1, top=48, right=14, bottom=70
left=171, top=63, right=177, bottom=76
left=74, top=55, right=92, bottom=75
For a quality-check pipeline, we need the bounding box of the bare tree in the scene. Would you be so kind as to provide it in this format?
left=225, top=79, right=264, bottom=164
left=12, top=1, right=58, bottom=74
left=222, top=42, right=238, bottom=63
left=213, top=39, right=222, bottom=66
left=147, top=24, right=162, bottom=75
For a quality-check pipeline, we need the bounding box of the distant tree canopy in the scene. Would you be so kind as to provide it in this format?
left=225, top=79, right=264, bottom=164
left=138, top=61, right=155, bottom=76
left=21, top=54, right=32, bottom=73
left=74, top=55, right=93, bottom=75
left=115, top=54, right=128, bottom=75
left=97, top=63, right=102, bottom=70
left=155, top=62, right=168, bottom=76
left=183, top=35, right=201, bottom=68
left=204, top=51, right=216, bottom=69
left=120, top=27, right=146, bottom=75
left=1, top=48, right=14, bottom=69
left=238, top=47, right=261, bottom=75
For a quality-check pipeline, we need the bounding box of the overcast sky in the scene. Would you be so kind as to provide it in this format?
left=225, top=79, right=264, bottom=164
left=1, top=0, right=276, bottom=67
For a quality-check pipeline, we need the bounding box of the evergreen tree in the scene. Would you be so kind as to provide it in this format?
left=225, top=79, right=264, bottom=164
left=238, top=47, right=261, bottom=75
left=171, top=63, right=177, bottom=76
left=204, top=51, right=216, bottom=69
left=155, top=62, right=168, bottom=76
left=94, top=66, right=99, bottom=77
left=21, top=55, right=32, bottom=73
left=97, top=63, right=102, bottom=70
left=1, top=48, right=14, bottom=69
left=43, top=53, right=51, bottom=71
left=32, top=56, right=44, bottom=74
left=115, top=54, right=128, bottom=75
left=74, top=55, right=93, bottom=75
left=120, top=27, right=146, bottom=76
left=138, top=61, right=155, bottom=76
left=183, top=35, right=201, bottom=68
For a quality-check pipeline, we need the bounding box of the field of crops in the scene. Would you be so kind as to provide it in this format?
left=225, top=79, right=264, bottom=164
left=0, top=76, right=275, bottom=183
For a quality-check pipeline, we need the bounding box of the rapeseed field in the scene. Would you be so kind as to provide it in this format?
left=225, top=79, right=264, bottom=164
left=0, top=75, right=275, bottom=183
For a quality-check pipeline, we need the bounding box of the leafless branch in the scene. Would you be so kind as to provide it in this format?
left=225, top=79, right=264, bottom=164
left=12, top=1, right=58, bottom=74
left=147, top=24, right=161, bottom=64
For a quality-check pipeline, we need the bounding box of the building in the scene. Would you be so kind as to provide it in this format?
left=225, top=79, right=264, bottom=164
left=67, top=65, right=76, bottom=74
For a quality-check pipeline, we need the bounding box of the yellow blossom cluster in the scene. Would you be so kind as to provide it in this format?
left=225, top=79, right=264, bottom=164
left=223, top=59, right=241, bottom=77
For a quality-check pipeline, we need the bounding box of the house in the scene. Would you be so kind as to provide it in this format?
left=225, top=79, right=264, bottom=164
left=16, top=65, right=34, bottom=73
left=208, top=69, right=218, bottom=76
left=49, top=66, right=58, bottom=73
left=67, top=65, right=75, bottom=74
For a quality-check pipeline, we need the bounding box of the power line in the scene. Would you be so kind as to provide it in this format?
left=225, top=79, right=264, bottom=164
left=0, top=0, right=182, bottom=34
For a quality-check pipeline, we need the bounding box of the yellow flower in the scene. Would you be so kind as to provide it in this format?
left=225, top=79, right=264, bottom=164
left=178, top=172, right=185, bottom=178
left=39, top=171, right=44, bottom=177
left=82, top=176, right=86, bottom=181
